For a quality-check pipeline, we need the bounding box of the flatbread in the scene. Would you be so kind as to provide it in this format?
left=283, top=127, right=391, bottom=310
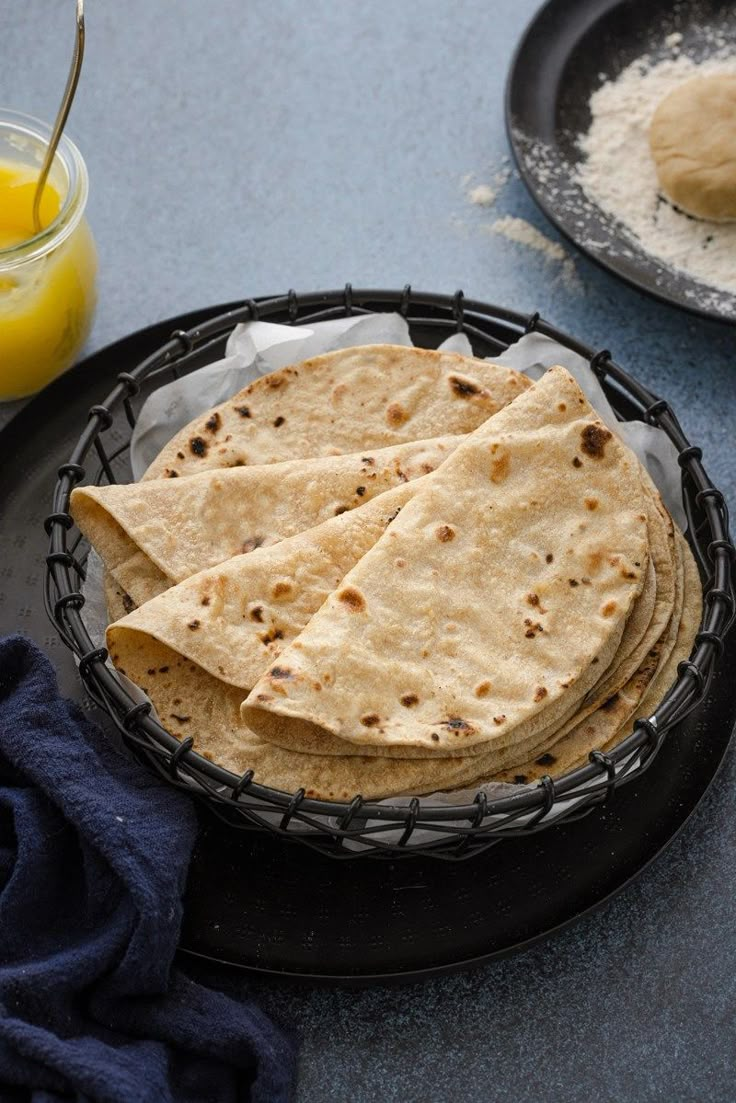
left=72, top=436, right=461, bottom=607
left=107, top=482, right=418, bottom=699
left=108, top=634, right=506, bottom=801
left=491, top=526, right=686, bottom=782
left=106, top=479, right=518, bottom=762
left=143, top=345, right=530, bottom=480
left=101, top=462, right=666, bottom=768
left=497, top=479, right=677, bottom=765
left=242, top=366, right=651, bottom=756
left=104, top=573, right=135, bottom=622
left=118, top=533, right=696, bottom=803
left=243, top=524, right=659, bottom=761
left=92, top=337, right=700, bottom=803
left=115, top=537, right=698, bottom=804
left=493, top=531, right=699, bottom=783
left=600, top=532, right=702, bottom=751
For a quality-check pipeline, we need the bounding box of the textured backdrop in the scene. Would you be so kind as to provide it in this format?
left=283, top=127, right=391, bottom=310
left=2, top=2, right=735, bottom=1100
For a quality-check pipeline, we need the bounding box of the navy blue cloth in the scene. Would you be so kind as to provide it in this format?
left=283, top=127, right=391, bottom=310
left=0, top=635, right=295, bottom=1103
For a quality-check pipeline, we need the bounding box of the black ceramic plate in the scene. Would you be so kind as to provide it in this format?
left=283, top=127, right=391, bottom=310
left=506, top=0, right=736, bottom=324
left=6, top=310, right=735, bottom=983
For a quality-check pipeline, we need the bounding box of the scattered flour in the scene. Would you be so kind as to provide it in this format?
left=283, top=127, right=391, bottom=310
left=460, top=162, right=512, bottom=210
left=491, top=164, right=512, bottom=193
left=454, top=163, right=581, bottom=291
left=468, top=183, right=496, bottom=207
left=484, top=216, right=581, bottom=290
left=485, top=215, right=566, bottom=260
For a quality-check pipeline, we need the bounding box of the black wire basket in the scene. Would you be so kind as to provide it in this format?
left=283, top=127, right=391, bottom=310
left=45, top=287, right=736, bottom=859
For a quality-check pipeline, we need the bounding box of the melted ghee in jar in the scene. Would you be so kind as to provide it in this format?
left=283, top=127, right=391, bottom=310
left=0, top=161, right=97, bottom=400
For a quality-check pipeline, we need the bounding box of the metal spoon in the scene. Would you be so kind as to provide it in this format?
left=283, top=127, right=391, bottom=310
left=32, top=0, right=85, bottom=234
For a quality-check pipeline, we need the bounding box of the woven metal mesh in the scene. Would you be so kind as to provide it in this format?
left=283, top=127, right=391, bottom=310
left=44, top=287, right=735, bottom=858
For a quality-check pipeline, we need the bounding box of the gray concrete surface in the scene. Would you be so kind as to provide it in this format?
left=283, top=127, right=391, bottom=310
left=3, top=2, right=735, bottom=1100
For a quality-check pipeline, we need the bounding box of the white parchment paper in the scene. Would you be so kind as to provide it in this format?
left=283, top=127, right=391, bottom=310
left=84, top=315, right=680, bottom=845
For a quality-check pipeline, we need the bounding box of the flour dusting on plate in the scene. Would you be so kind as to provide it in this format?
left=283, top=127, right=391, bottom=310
left=510, top=23, right=736, bottom=319
left=576, top=52, right=736, bottom=297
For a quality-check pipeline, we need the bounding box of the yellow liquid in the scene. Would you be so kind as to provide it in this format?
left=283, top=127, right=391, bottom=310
left=0, top=161, right=97, bottom=400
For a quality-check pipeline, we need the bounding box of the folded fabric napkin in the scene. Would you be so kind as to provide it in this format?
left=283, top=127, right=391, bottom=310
left=0, top=635, right=295, bottom=1103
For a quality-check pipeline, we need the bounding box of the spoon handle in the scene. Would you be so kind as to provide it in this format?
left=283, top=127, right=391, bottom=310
left=32, top=0, right=85, bottom=234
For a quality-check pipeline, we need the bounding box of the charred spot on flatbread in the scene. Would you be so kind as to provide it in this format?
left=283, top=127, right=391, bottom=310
left=580, top=424, right=612, bottom=459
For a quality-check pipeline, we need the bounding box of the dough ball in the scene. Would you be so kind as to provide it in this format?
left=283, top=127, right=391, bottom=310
left=649, top=74, right=736, bottom=222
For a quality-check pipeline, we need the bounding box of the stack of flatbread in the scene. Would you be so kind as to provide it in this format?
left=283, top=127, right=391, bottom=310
left=71, top=344, right=701, bottom=802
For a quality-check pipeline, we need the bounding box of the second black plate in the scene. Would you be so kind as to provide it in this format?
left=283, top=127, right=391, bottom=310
left=506, top=0, right=736, bottom=324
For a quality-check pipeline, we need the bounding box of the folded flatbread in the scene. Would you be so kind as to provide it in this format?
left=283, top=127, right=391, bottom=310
left=104, top=471, right=670, bottom=768
left=72, top=437, right=461, bottom=607
left=108, top=537, right=697, bottom=801
left=242, top=366, right=651, bottom=756
left=97, top=350, right=700, bottom=802
left=107, top=524, right=699, bottom=801
left=107, top=482, right=418, bottom=702
left=492, top=531, right=699, bottom=783
left=143, top=345, right=530, bottom=480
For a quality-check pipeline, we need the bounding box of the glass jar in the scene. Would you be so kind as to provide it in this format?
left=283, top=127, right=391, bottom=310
left=0, top=109, right=98, bottom=401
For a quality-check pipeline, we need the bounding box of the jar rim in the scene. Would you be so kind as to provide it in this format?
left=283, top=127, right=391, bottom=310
left=0, top=108, right=89, bottom=268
